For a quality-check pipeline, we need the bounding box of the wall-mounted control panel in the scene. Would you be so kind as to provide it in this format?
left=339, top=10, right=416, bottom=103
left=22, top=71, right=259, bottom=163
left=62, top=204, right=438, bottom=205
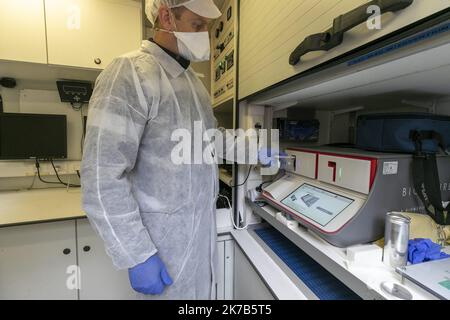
left=211, top=0, right=237, bottom=106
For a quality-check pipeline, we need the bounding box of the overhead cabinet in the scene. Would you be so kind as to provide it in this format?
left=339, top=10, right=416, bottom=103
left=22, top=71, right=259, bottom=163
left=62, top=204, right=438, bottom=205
left=0, top=0, right=47, bottom=64
left=238, top=0, right=450, bottom=100
left=44, top=0, right=142, bottom=69
left=0, top=0, right=142, bottom=69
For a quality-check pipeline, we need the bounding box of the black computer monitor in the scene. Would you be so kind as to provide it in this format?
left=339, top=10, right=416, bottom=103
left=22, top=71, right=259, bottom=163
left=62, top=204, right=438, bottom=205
left=0, top=113, right=67, bottom=160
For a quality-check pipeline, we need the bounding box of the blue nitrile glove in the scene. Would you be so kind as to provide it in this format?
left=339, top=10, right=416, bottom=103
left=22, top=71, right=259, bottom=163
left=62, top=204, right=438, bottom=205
left=408, top=239, right=450, bottom=265
left=258, top=148, right=288, bottom=168
left=128, top=254, right=173, bottom=295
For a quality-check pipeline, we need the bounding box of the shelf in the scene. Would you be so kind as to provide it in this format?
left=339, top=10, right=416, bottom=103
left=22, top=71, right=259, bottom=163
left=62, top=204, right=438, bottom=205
left=0, top=160, right=81, bottom=179
left=248, top=200, right=438, bottom=300
left=0, top=59, right=101, bottom=83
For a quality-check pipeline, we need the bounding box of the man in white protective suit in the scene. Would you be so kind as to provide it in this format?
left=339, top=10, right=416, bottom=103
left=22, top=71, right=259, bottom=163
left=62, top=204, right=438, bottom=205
left=81, top=0, right=225, bottom=299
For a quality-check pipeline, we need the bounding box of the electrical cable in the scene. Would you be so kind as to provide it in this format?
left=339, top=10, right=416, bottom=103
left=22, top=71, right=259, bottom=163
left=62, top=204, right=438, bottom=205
left=50, top=159, right=81, bottom=188
left=256, top=180, right=273, bottom=193
left=35, top=159, right=61, bottom=185
left=218, top=194, right=248, bottom=230
left=34, top=159, right=81, bottom=188
left=80, top=104, right=85, bottom=156
left=229, top=165, right=253, bottom=188
left=27, top=173, right=37, bottom=190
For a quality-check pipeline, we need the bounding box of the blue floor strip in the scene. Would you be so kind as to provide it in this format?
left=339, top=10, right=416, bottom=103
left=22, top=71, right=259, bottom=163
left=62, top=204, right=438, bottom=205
left=254, top=227, right=361, bottom=300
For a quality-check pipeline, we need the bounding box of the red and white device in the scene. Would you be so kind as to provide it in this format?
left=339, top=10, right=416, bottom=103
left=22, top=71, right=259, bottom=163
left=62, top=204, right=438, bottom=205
left=260, top=147, right=447, bottom=247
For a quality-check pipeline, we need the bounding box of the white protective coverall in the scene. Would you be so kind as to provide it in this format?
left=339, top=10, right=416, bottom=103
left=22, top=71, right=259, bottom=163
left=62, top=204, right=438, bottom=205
left=81, top=40, right=219, bottom=299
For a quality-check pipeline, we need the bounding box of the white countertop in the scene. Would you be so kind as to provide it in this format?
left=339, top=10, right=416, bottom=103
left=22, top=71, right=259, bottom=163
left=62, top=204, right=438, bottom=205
left=0, top=188, right=86, bottom=227
left=0, top=188, right=237, bottom=233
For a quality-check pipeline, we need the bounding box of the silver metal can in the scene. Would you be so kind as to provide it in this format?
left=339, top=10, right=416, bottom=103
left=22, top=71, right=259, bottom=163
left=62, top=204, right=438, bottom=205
left=383, top=212, right=411, bottom=269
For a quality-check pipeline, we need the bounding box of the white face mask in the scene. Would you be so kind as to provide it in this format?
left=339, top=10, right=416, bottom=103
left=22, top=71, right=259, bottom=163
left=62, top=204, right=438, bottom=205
left=156, top=10, right=211, bottom=62
left=173, top=31, right=211, bottom=62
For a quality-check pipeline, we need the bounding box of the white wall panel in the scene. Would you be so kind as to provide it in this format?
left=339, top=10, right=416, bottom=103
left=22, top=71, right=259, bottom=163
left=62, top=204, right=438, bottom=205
left=239, top=0, right=450, bottom=99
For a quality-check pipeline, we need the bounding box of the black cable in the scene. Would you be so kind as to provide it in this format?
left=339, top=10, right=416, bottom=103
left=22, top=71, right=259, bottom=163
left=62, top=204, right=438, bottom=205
left=230, top=165, right=253, bottom=188
left=50, top=159, right=81, bottom=188
left=256, top=180, right=273, bottom=193
left=256, top=170, right=286, bottom=192
left=35, top=159, right=61, bottom=185
left=80, top=105, right=85, bottom=156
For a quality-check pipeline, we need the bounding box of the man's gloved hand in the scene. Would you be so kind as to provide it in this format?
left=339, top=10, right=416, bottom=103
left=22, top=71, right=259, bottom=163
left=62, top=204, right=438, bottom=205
left=128, top=254, right=173, bottom=295
left=258, top=148, right=288, bottom=168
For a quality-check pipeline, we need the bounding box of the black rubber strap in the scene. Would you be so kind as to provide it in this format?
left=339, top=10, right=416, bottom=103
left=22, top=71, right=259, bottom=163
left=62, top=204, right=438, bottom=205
left=410, top=129, right=449, bottom=225
left=412, top=154, right=449, bottom=225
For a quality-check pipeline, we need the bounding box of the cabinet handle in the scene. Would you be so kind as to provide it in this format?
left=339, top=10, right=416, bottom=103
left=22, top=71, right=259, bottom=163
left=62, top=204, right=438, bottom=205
left=83, top=246, right=91, bottom=253
left=94, top=58, right=102, bottom=65
left=289, top=0, right=414, bottom=66
left=63, top=248, right=71, bottom=255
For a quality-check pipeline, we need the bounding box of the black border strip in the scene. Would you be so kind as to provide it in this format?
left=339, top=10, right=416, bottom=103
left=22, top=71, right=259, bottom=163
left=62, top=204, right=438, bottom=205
left=233, top=0, right=241, bottom=221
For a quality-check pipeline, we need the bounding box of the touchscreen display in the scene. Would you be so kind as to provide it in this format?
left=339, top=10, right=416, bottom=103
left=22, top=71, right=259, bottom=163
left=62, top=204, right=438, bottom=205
left=281, top=184, right=354, bottom=227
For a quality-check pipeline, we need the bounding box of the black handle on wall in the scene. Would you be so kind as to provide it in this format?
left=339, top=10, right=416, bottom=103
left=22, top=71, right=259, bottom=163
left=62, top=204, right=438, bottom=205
left=289, top=0, right=414, bottom=66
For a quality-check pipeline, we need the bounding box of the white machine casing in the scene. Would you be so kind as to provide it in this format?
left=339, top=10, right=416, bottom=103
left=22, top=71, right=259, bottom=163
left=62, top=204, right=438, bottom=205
left=261, top=147, right=450, bottom=247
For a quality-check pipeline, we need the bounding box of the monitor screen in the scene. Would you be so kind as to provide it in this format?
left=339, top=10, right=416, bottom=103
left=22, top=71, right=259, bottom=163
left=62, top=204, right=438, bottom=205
left=281, top=184, right=354, bottom=227
left=0, top=113, right=67, bottom=160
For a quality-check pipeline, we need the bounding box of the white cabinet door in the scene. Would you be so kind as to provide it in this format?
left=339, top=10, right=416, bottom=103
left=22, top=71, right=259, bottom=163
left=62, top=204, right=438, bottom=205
left=223, top=240, right=234, bottom=300
left=44, top=0, right=142, bottom=69
left=214, top=238, right=236, bottom=300
left=76, top=219, right=136, bottom=300
left=0, top=0, right=47, bottom=63
left=0, top=221, right=78, bottom=300
left=234, top=245, right=275, bottom=300
left=216, top=241, right=225, bottom=300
